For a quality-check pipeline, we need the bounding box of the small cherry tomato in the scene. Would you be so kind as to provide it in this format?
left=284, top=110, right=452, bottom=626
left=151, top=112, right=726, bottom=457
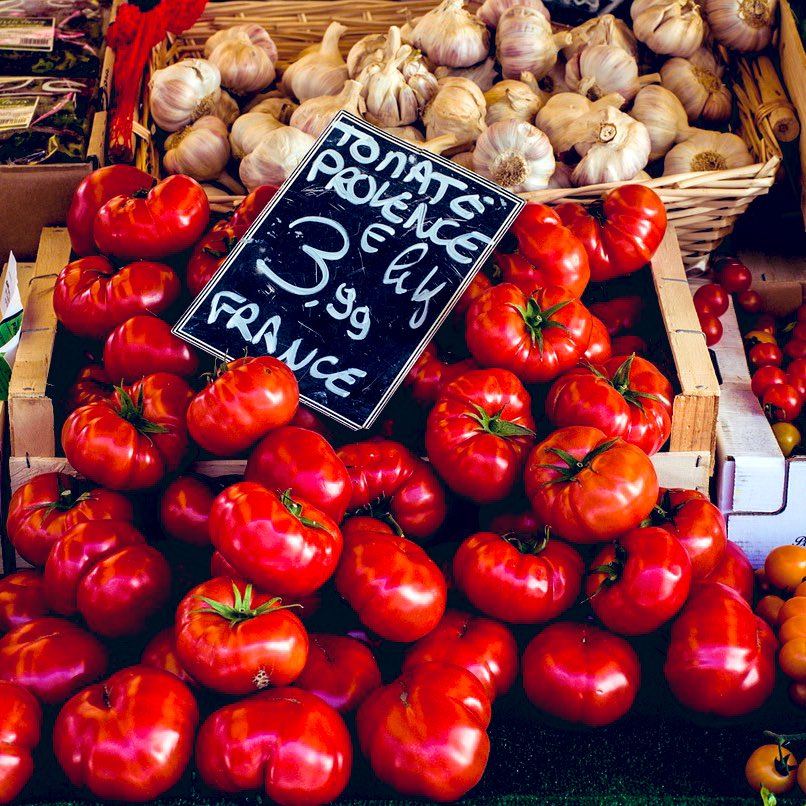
left=755, top=594, right=785, bottom=627
left=779, top=614, right=806, bottom=643
left=779, top=638, right=806, bottom=681
left=693, top=284, right=729, bottom=316
left=745, top=744, right=797, bottom=794
left=754, top=314, right=778, bottom=335
left=797, top=304, right=806, bottom=323
left=763, top=383, right=803, bottom=423
left=766, top=546, right=806, bottom=592
left=748, top=343, right=784, bottom=370
left=698, top=312, right=723, bottom=346
left=751, top=366, right=787, bottom=399
left=716, top=261, right=752, bottom=294
left=737, top=290, right=765, bottom=314
left=773, top=422, right=801, bottom=458
left=785, top=339, right=806, bottom=362
left=790, top=681, right=806, bottom=707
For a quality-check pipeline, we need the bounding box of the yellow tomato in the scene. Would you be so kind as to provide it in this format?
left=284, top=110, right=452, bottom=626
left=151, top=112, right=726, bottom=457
left=773, top=422, right=801, bottom=458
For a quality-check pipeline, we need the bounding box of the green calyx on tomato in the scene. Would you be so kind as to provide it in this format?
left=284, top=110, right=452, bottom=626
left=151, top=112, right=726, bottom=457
left=502, top=525, right=552, bottom=555
left=467, top=404, right=536, bottom=439
left=536, top=438, right=620, bottom=486
left=116, top=386, right=170, bottom=435
left=588, top=542, right=628, bottom=594
left=193, top=581, right=300, bottom=625
left=587, top=354, right=662, bottom=413
left=640, top=491, right=684, bottom=528
left=27, top=478, right=93, bottom=515
left=514, top=298, right=571, bottom=353
left=203, top=235, right=239, bottom=259
left=279, top=489, right=329, bottom=532
left=762, top=732, right=802, bottom=775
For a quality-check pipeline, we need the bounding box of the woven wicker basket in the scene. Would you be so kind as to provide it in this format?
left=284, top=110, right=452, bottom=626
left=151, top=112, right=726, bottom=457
left=134, top=0, right=785, bottom=268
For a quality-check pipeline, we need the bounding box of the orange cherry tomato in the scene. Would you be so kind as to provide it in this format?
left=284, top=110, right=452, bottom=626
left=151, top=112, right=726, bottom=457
left=779, top=597, right=806, bottom=625
left=756, top=567, right=771, bottom=593
left=756, top=595, right=786, bottom=627
left=791, top=682, right=806, bottom=708
left=779, top=638, right=806, bottom=681
left=779, top=614, right=806, bottom=643
left=766, top=545, right=806, bottom=592
left=745, top=744, right=798, bottom=794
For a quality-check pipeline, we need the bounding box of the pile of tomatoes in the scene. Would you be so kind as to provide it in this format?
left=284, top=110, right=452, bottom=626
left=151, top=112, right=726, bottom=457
left=0, top=167, right=777, bottom=804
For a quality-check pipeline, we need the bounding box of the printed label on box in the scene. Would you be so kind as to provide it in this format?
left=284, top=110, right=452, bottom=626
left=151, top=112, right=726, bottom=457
left=0, top=252, right=23, bottom=400
left=0, top=97, right=37, bottom=131
left=0, top=18, right=55, bottom=51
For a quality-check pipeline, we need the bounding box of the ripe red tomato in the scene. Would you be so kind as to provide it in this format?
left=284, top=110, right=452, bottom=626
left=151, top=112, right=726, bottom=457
left=209, top=482, right=343, bottom=596
left=586, top=526, right=692, bottom=635
left=53, top=665, right=198, bottom=801
left=53, top=256, right=181, bottom=340
left=294, top=633, right=381, bottom=713
left=583, top=315, right=612, bottom=363
left=466, top=283, right=592, bottom=384
left=693, top=283, right=729, bottom=316
left=93, top=174, right=210, bottom=261
left=715, top=259, right=753, bottom=293
left=0, top=617, right=107, bottom=704
left=522, top=621, right=640, bottom=727
left=195, top=687, right=352, bottom=806
left=337, top=440, right=447, bottom=539
left=245, top=426, right=352, bottom=523
left=748, top=342, right=784, bottom=369
left=103, top=315, right=201, bottom=384
left=425, top=368, right=536, bottom=504
left=611, top=334, right=648, bottom=356
left=787, top=358, right=806, bottom=397
left=754, top=313, right=778, bottom=335
left=0, top=571, right=48, bottom=633
left=159, top=475, right=216, bottom=546
left=698, top=311, right=723, bottom=346
left=335, top=517, right=447, bottom=642
left=664, top=582, right=777, bottom=716
left=500, top=202, right=590, bottom=297
left=44, top=520, right=171, bottom=637
left=588, top=295, right=644, bottom=336
left=229, top=184, right=278, bottom=229
left=0, top=681, right=41, bottom=804
left=6, top=472, right=133, bottom=567
left=402, top=609, right=518, bottom=700
left=524, top=426, right=659, bottom=543
left=555, top=184, right=667, bottom=281
left=186, top=219, right=248, bottom=297
left=737, top=289, right=765, bottom=314
left=702, top=540, right=755, bottom=602
left=187, top=355, right=298, bottom=457
left=763, top=382, right=803, bottom=422
left=140, top=627, right=196, bottom=687
left=453, top=271, right=493, bottom=319
left=751, top=365, right=787, bottom=399
left=453, top=530, right=583, bottom=624
left=785, top=338, right=806, bottom=362
left=64, top=362, right=113, bottom=413
left=403, top=341, right=478, bottom=407
left=357, top=662, right=491, bottom=801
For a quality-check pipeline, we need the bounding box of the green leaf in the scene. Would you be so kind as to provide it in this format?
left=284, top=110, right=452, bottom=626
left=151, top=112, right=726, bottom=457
left=759, top=785, right=777, bottom=806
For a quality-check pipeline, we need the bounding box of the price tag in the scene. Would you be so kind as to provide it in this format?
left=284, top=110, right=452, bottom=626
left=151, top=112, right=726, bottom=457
left=0, top=18, right=55, bottom=51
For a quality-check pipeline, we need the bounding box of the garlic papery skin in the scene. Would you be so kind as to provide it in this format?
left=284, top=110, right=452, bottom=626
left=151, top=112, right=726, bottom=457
left=281, top=22, right=350, bottom=102
left=452, top=149, right=476, bottom=169
left=473, top=119, right=555, bottom=191
left=434, top=58, right=498, bottom=92
left=246, top=96, right=298, bottom=123
left=538, top=60, right=570, bottom=95
left=239, top=127, right=316, bottom=190
left=701, top=0, right=776, bottom=52
left=383, top=125, right=426, bottom=142
left=548, top=161, right=574, bottom=187
left=496, top=7, right=571, bottom=81
left=477, top=0, right=551, bottom=26
left=212, top=91, right=239, bottom=128
left=630, top=0, right=705, bottom=58
left=290, top=80, right=367, bottom=139
left=535, top=91, right=625, bottom=155
left=663, top=129, right=754, bottom=174
left=230, top=112, right=285, bottom=159
left=660, top=50, right=732, bottom=123
left=566, top=106, right=651, bottom=185
left=163, top=116, right=230, bottom=182
left=149, top=59, right=221, bottom=133
left=565, top=44, right=649, bottom=103
left=208, top=31, right=277, bottom=96
left=485, top=78, right=545, bottom=124
left=563, top=15, right=638, bottom=60
left=347, top=33, right=389, bottom=78
left=411, top=0, right=490, bottom=68
left=422, top=76, right=487, bottom=148
left=204, top=24, right=278, bottom=64
left=630, top=84, right=691, bottom=160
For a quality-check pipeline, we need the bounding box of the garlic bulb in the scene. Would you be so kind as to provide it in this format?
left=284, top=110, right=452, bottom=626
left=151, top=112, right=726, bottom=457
left=290, top=80, right=366, bottom=139
left=149, top=59, right=221, bottom=132
left=473, top=120, right=555, bottom=191
left=484, top=78, right=545, bottom=124
left=701, top=0, right=776, bottom=52
left=539, top=60, right=570, bottom=94
left=535, top=91, right=625, bottom=154
left=347, top=32, right=389, bottom=78
left=476, top=0, right=551, bottom=27
left=420, top=134, right=461, bottom=154
left=548, top=161, right=574, bottom=187
left=411, top=0, right=490, bottom=68
left=422, top=76, right=487, bottom=148
left=631, top=0, right=705, bottom=58
left=630, top=84, right=691, bottom=160
left=230, top=111, right=285, bottom=159
left=496, top=7, right=571, bottom=81
left=566, top=106, right=651, bottom=185
left=204, top=24, right=278, bottom=63
left=434, top=58, right=498, bottom=92
left=239, top=127, right=316, bottom=190
left=565, top=44, right=651, bottom=103
left=281, top=22, right=350, bottom=102
left=660, top=49, right=732, bottom=123
left=563, top=15, right=638, bottom=60
left=452, top=150, right=476, bottom=169
left=207, top=29, right=277, bottom=95
left=163, top=116, right=230, bottom=181
left=212, top=91, right=239, bottom=127
left=664, top=129, right=754, bottom=174
left=246, top=96, right=298, bottom=123
left=384, top=125, right=426, bottom=142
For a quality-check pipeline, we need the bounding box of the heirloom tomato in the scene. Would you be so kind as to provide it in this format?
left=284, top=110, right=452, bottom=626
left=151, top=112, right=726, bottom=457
left=53, top=256, right=181, bottom=340
left=245, top=426, right=351, bottom=522
left=195, top=687, right=352, bottom=806
left=175, top=578, right=308, bottom=695
left=0, top=617, right=107, bottom=704
left=545, top=353, right=673, bottom=455
left=294, top=633, right=381, bottom=713
left=664, top=582, right=777, bottom=716
left=53, top=666, right=198, bottom=802
left=402, top=609, right=518, bottom=700
left=453, top=530, right=583, bottom=625
left=611, top=334, right=648, bottom=356
left=186, top=219, right=247, bottom=297
left=522, top=621, right=640, bottom=727
left=0, top=571, right=48, bottom=633
left=335, top=517, right=447, bottom=642
left=744, top=744, right=798, bottom=795
left=425, top=368, right=536, bottom=503
left=187, top=355, right=298, bottom=456
left=141, top=627, right=196, bottom=688
left=62, top=372, right=193, bottom=490
left=337, top=440, right=447, bottom=539
left=229, top=184, right=278, bottom=228
left=6, top=472, right=133, bottom=567
left=93, top=174, right=209, bottom=261
left=524, top=426, right=659, bottom=543
left=454, top=271, right=493, bottom=319
left=555, top=185, right=667, bottom=281
left=466, top=283, right=593, bottom=384
left=209, top=482, right=342, bottom=596
left=702, top=540, right=755, bottom=602
left=588, top=295, right=643, bottom=336
left=357, top=662, right=491, bottom=802
left=583, top=314, right=612, bottom=363
left=404, top=341, right=478, bottom=406
left=0, top=681, right=41, bottom=804
left=159, top=475, right=217, bottom=546
left=64, top=362, right=113, bottom=412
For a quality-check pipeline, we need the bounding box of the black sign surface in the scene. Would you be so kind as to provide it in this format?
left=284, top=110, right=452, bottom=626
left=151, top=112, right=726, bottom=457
left=173, top=112, right=524, bottom=430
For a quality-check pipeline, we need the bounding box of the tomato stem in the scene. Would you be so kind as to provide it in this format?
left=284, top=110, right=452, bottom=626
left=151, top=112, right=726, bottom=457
left=279, top=489, right=329, bottom=532
left=466, top=403, right=535, bottom=439
left=115, top=385, right=170, bottom=435
left=502, top=525, right=551, bottom=555
left=536, top=438, right=620, bottom=486
left=514, top=297, right=572, bottom=354
left=192, top=581, right=301, bottom=624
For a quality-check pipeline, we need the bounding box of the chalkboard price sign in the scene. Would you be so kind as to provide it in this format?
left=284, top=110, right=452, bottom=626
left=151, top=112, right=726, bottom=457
left=173, top=112, right=525, bottom=430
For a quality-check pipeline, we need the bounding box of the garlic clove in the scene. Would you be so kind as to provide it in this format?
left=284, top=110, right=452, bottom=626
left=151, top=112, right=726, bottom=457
left=473, top=119, right=555, bottom=191
left=563, top=15, right=638, bottom=60
left=664, top=128, right=754, bottom=174
left=485, top=79, right=545, bottom=124
left=164, top=116, right=231, bottom=182
left=476, top=0, right=551, bottom=27
left=630, top=84, right=691, bottom=160
left=149, top=59, right=221, bottom=133
left=230, top=111, right=285, bottom=159
left=290, top=80, right=367, bottom=139
left=239, top=127, right=316, bottom=190
left=411, top=0, right=490, bottom=68
left=281, top=22, right=350, bottom=102
left=535, top=91, right=625, bottom=155
left=347, top=32, right=389, bottom=78
left=212, top=91, right=240, bottom=128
